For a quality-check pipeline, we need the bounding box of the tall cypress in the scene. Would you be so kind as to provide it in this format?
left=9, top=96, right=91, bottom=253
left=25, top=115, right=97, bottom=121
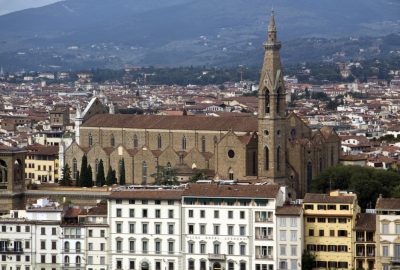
left=87, top=165, right=93, bottom=187
left=106, top=165, right=113, bottom=186
left=79, top=155, right=88, bottom=187
left=96, top=159, right=106, bottom=187
left=119, top=159, right=126, bottom=185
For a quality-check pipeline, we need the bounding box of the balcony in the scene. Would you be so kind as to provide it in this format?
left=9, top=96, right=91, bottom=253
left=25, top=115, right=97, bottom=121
left=255, top=217, right=273, bottom=223
left=255, top=235, right=273, bottom=240
left=0, top=248, right=23, bottom=254
left=391, top=257, right=400, bottom=264
left=208, top=254, right=226, bottom=260
left=256, top=254, right=273, bottom=260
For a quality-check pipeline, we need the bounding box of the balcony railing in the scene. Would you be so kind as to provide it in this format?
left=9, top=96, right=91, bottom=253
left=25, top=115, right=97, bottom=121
left=391, top=257, right=400, bottom=264
left=208, top=254, right=226, bottom=260
left=0, top=248, right=23, bottom=254
left=255, top=235, right=273, bottom=240
left=256, top=254, right=273, bottom=260
left=255, top=217, right=273, bottom=223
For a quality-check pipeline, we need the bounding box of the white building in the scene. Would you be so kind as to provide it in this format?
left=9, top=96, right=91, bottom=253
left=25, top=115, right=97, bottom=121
left=275, top=204, right=303, bottom=270
left=108, top=183, right=286, bottom=270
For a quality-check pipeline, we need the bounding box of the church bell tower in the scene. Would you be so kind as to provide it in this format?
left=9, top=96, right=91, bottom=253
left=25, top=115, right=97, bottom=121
left=258, top=11, right=287, bottom=184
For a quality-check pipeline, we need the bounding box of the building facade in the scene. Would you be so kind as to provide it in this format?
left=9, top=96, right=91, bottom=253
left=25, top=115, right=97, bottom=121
left=62, top=13, right=340, bottom=198
left=303, top=190, right=360, bottom=269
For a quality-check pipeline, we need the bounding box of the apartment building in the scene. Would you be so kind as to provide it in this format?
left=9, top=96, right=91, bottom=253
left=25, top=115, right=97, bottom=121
left=275, top=204, right=303, bottom=270
left=303, top=190, right=360, bottom=269
left=25, top=144, right=59, bottom=184
left=108, top=187, right=183, bottom=270
left=354, top=213, right=376, bottom=270
left=375, top=197, right=400, bottom=270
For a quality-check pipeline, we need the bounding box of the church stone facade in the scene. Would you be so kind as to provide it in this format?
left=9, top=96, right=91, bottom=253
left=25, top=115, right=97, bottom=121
left=63, top=13, right=340, bottom=197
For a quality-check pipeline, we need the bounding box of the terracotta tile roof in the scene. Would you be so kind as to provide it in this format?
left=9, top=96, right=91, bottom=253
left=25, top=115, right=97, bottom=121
left=340, top=154, right=368, bottom=161
left=276, top=205, right=303, bottom=216
left=64, top=207, right=82, bottom=218
left=355, top=213, right=376, bottom=231
left=86, top=202, right=107, bottom=216
left=26, top=144, right=58, bottom=156
left=183, top=183, right=280, bottom=198
left=82, top=114, right=258, bottom=132
left=109, top=190, right=184, bottom=200
left=376, top=197, right=400, bottom=210
left=303, top=193, right=356, bottom=204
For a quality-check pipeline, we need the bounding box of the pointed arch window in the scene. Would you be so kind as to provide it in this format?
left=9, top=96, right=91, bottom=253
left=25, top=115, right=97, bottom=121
left=265, top=146, right=269, bottom=171
left=142, top=161, right=148, bottom=184
left=228, top=168, right=234, bottom=180
left=133, top=134, right=138, bottom=148
left=182, top=136, right=187, bottom=150
left=265, top=90, right=270, bottom=114
left=157, top=134, right=162, bottom=149
left=276, top=88, right=281, bottom=113
left=201, top=136, right=206, bottom=152
left=72, top=158, right=77, bottom=180
left=111, top=134, right=115, bottom=147
left=307, top=162, right=313, bottom=191
left=95, top=159, right=99, bottom=175
left=276, top=146, right=281, bottom=171
left=88, top=133, right=93, bottom=146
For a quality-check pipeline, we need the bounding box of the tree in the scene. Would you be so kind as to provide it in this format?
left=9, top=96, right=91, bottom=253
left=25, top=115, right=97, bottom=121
left=151, top=166, right=178, bottom=185
left=312, top=165, right=400, bottom=209
left=106, top=165, right=114, bottom=186
left=189, top=172, right=207, bottom=183
left=87, top=165, right=93, bottom=187
left=301, top=250, right=315, bottom=270
left=79, top=155, right=89, bottom=187
left=96, top=160, right=106, bottom=187
left=75, top=171, right=80, bottom=187
left=60, top=164, right=72, bottom=186
left=119, top=159, right=126, bottom=185
left=112, top=169, right=117, bottom=185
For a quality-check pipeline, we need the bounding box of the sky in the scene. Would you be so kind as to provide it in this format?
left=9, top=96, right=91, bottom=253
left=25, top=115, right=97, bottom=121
left=0, top=0, right=61, bottom=15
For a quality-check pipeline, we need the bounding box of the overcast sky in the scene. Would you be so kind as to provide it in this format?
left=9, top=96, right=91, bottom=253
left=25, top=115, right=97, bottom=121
left=0, top=0, right=61, bottom=15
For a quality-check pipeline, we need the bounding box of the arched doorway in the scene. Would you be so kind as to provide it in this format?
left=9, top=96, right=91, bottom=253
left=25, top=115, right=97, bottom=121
left=213, top=262, right=221, bottom=270
left=141, top=261, right=149, bottom=270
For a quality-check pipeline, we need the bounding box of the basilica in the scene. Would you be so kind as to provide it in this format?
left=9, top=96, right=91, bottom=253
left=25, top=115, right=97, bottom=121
left=62, top=13, right=340, bottom=197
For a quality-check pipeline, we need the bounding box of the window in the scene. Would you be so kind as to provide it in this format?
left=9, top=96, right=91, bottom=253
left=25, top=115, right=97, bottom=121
left=214, top=225, right=220, bottom=235
left=169, top=209, right=174, bottom=218
left=41, top=227, right=46, bottom=235
left=280, top=245, right=286, bottom=255
left=129, top=209, right=134, bottom=217
left=240, top=211, right=245, bottom=219
left=280, top=230, right=286, bottom=241
left=116, top=208, right=122, bottom=217
left=228, top=243, right=234, bottom=255
left=51, top=241, right=56, bottom=250
left=265, top=146, right=269, bottom=170
left=142, top=223, right=148, bottom=234
left=182, top=136, right=187, bottom=150
left=200, top=243, right=206, bottom=254
left=64, top=241, right=70, bottom=252
left=88, top=229, right=93, bottom=237
left=214, top=210, right=219, bottom=218
left=213, top=243, right=220, bottom=254
left=290, top=230, right=297, bottom=241
left=130, top=261, right=135, bottom=270
left=228, top=225, right=234, bottom=235
left=188, top=210, right=193, bottom=218
left=330, top=230, right=335, bottom=237
left=168, top=241, right=174, bottom=254
left=157, top=134, right=162, bottom=149
left=228, top=211, right=233, bottom=219
left=201, top=136, right=206, bottom=152
left=338, top=230, right=347, bottom=237
left=168, top=224, right=174, bottom=234
left=280, top=217, right=286, bottom=226
left=396, top=224, right=400, bottom=234
left=116, top=223, right=122, bottom=233
left=319, top=230, right=324, bottom=237
left=52, top=255, right=56, bottom=264
left=317, top=217, right=326, bottom=223
left=277, top=146, right=281, bottom=171
left=188, top=242, right=194, bottom=254
left=116, top=260, right=122, bottom=269
left=200, top=224, right=206, bottom=235
left=240, top=225, right=246, bottom=236
left=309, top=229, right=314, bottom=236
left=111, top=134, right=115, bottom=147
left=116, top=240, right=122, bottom=253
left=133, top=134, right=138, bottom=148
left=240, top=244, right=246, bottom=255
left=155, top=240, right=161, bottom=254
left=382, top=224, right=389, bottom=234
left=142, top=240, right=148, bottom=253
left=328, top=217, right=336, bottom=223
left=155, top=223, right=161, bottom=234
left=228, top=262, right=235, bottom=270
left=240, top=262, right=246, bottom=270
left=304, top=204, right=314, bottom=210
left=188, top=224, right=194, bottom=234
left=383, top=246, right=389, bottom=256
left=129, top=240, right=135, bottom=253
left=41, top=240, right=46, bottom=250
left=41, top=255, right=46, bottom=263
left=291, top=245, right=297, bottom=256
left=340, top=205, right=349, bottom=210
left=279, top=261, right=287, bottom=270
left=142, top=209, right=148, bottom=218
left=290, top=218, right=297, bottom=227
left=200, top=210, right=205, bottom=218
left=142, top=161, right=148, bottom=184
left=88, top=243, right=93, bottom=251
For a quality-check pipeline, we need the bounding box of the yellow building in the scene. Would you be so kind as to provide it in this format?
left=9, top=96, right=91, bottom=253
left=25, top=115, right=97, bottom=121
left=303, top=190, right=360, bottom=269
left=25, top=144, right=59, bottom=184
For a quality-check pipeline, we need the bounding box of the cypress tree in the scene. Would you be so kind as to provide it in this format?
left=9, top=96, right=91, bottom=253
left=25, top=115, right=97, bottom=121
left=87, top=165, right=93, bottom=187
left=112, top=169, right=117, bottom=185
left=96, top=159, right=106, bottom=187
left=106, top=165, right=113, bottom=186
left=75, top=171, right=80, bottom=187
left=60, top=164, right=72, bottom=186
left=119, top=159, right=126, bottom=185
left=79, top=155, right=88, bottom=187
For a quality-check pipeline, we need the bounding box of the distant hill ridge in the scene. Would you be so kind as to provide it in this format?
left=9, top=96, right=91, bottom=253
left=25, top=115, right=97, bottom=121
left=0, top=0, right=399, bottom=70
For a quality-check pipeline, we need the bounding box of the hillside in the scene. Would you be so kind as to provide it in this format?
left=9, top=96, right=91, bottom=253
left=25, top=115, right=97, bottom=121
left=0, top=0, right=399, bottom=70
